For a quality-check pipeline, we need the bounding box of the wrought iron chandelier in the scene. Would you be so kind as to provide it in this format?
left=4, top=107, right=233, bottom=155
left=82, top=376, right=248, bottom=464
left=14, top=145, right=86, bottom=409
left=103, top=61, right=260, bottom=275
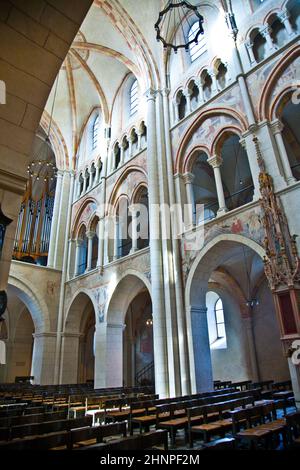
left=27, top=75, right=59, bottom=183
left=155, top=1, right=204, bottom=53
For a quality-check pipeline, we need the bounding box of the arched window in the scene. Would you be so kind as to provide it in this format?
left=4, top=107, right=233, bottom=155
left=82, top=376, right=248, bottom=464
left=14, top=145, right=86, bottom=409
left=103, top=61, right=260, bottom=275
left=130, top=79, right=138, bottom=116
left=214, top=297, right=226, bottom=340
left=92, top=115, right=99, bottom=150
left=188, top=22, right=205, bottom=62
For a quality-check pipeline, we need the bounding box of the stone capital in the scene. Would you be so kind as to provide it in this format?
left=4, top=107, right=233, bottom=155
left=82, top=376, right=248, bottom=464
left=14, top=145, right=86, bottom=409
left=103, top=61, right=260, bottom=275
left=182, top=172, right=195, bottom=185
left=86, top=231, right=96, bottom=239
left=145, top=88, right=157, bottom=101
left=260, top=26, right=272, bottom=38
left=270, top=119, right=284, bottom=135
left=190, top=306, right=208, bottom=315
left=207, top=155, right=223, bottom=169
left=75, top=238, right=84, bottom=247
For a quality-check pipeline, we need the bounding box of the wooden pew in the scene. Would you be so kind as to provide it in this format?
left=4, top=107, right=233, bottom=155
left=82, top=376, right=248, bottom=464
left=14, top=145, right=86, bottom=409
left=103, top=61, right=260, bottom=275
left=69, top=421, right=127, bottom=450
left=76, top=430, right=168, bottom=451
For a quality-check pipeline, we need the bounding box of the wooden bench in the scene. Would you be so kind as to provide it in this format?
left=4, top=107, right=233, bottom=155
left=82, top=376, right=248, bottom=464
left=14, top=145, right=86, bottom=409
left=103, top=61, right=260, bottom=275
left=10, top=415, right=93, bottom=440
left=76, top=430, right=168, bottom=451
left=0, top=410, right=68, bottom=428
left=0, top=431, right=69, bottom=450
left=69, top=421, right=127, bottom=450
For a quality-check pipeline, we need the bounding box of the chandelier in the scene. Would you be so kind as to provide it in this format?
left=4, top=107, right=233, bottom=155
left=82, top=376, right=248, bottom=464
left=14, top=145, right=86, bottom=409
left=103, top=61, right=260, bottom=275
left=155, top=1, right=204, bottom=53
left=27, top=136, right=57, bottom=183
left=27, top=75, right=59, bottom=184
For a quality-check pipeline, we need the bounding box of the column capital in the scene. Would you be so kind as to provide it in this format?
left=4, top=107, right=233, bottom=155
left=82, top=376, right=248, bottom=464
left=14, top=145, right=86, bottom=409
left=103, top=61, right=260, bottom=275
left=245, top=39, right=254, bottom=49
left=145, top=88, right=158, bottom=101
left=278, top=9, right=290, bottom=23
left=182, top=172, right=195, bottom=185
left=260, top=26, right=272, bottom=38
left=270, top=119, right=284, bottom=135
left=86, top=230, right=96, bottom=239
left=76, top=238, right=84, bottom=247
left=207, top=155, right=223, bottom=168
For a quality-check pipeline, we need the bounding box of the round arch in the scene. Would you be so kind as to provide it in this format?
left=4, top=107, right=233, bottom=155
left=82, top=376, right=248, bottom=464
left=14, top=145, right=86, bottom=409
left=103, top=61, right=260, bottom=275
left=185, top=234, right=266, bottom=308
left=7, top=274, right=51, bottom=334
left=64, top=290, right=97, bottom=334
left=105, top=270, right=152, bottom=325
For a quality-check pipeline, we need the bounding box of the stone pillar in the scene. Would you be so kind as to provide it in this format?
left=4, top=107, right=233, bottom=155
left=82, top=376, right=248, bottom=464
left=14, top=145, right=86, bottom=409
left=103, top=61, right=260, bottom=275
left=190, top=306, right=213, bottom=392
left=120, top=143, right=125, bottom=165
left=245, top=40, right=257, bottom=65
left=240, top=136, right=260, bottom=200
left=196, top=78, right=204, bottom=104
left=261, top=26, right=276, bottom=53
left=210, top=70, right=218, bottom=94
left=74, top=238, right=83, bottom=276
left=243, top=315, right=259, bottom=382
left=288, top=359, right=300, bottom=410
left=128, top=135, right=133, bottom=159
left=47, top=170, right=63, bottom=268
left=53, top=171, right=72, bottom=270
left=113, top=217, right=119, bottom=261
left=278, top=9, right=295, bottom=38
left=88, top=167, right=93, bottom=191
left=86, top=231, right=95, bottom=271
left=95, top=162, right=101, bottom=185
left=82, top=174, right=87, bottom=194
left=67, top=238, right=75, bottom=279
left=31, top=333, right=57, bottom=385
left=97, top=219, right=103, bottom=267
left=130, top=207, right=138, bottom=253
left=183, top=90, right=192, bottom=114
left=207, top=155, right=228, bottom=215
left=271, top=120, right=296, bottom=185
left=173, top=98, right=179, bottom=123
left=137, top=131, right=142, bottom=152
left=59, top=333, right=82, bottom=384
left=94, top=323, right=125, bottom=388
left=183, top=172, right=195, bottom=227
left=146, top=89, right=169, bottom=398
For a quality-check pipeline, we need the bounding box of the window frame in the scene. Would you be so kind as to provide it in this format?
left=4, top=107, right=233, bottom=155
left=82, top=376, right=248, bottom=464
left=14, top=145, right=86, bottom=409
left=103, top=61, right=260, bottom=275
left=92, top=114, right=99, bottom=151
left=130, top=79, right=138, bottom=116
left=188, top=22, right=205, bottom=63
left=214, top=297, right=226, bottom=340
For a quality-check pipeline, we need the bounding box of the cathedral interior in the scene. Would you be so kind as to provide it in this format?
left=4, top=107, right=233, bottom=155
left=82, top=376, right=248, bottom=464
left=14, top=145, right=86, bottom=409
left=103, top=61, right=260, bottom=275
left=0, top=0, right=300, bottom=453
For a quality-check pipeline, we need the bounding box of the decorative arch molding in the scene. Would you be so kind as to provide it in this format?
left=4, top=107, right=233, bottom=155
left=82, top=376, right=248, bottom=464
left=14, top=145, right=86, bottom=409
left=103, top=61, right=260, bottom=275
left=107, top=165, right=148, bottom=209
left=40, top=111, right=69, bottom=171
left=104, top=270, right=152, bottom=325
left=7, top=274, right=51, bottom=334
left=183, top=145, right=210, bottom=174
left=270, top=85, right=300, bottom=121
left=263, top=8, right=283, bottom=25
left=258, top=44, right=300, bottom=121
left=185, top=234, right=266, bottom=308
left=64, top=289, right=97, bottom=334
left=211, top=125, right=244, bottom=156
left=71, top=198, right=98, bottom=238
left=131, top=182, right=148, bottom=205
left=175, top=107, right=248, bottom=174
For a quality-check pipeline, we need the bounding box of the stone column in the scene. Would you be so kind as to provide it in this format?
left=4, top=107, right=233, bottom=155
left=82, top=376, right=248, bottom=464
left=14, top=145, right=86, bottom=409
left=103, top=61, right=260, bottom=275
left=97, top=219, right=103, bottom=267
left=196, top=78, right=204, bottom=104
left=288, top=358, right=300, bottom=410
left=88, top=167, right=93, bottom=191
left=207, top=155, right=228, bottom=215
left=113, top=217, right=119, bottom=261
left=183, top=90, right=192, bottom=114
left=130, top=207, right=138, bottom=253
left=183, top=172, right=195, bottom=227
left=59, top=333, right=82, bottom=384
left=82, top=174, right=87, bottom=194
left=190, top=306, right=213, bottom=392
left=86, top=231, right=95, bottom=271
left=67, top=238, right=75, bottom=279
left=271, top=120, right=296, bottom=185
left=53, top=171, right=71, bottom=270
left=245, top=40, right=257, bottom=65
left=137, top=131, right=142, bottom=152
left=31, top=332, right=57, bottom=385
left=120, top=143, right=125, bottom=165
left=128, top=135, right=133, bottom=159
left=47, top=170, right=63, bottom=268
left=243, top=315, right=259, bottom=382
left=95, top=163, right=100, bottom=185
left=278, top=9, right=295, bottom=38
left=173, top=98, right=179, bottom=123
left=74, top=238, right=83, bottom=276
left=210, top=70, right=218, bottom=94
left=261, top=26, right=276, bottom=53
left=146, top=89, right=169, bottom=398
left=240, top=136, right=260, bottom=200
